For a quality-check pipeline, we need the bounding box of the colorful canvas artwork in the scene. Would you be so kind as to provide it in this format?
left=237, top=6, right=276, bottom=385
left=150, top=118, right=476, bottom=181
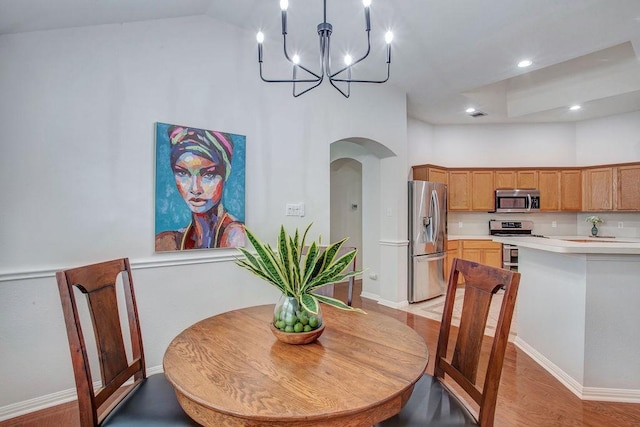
left=155, top=122, right=246, bottom=251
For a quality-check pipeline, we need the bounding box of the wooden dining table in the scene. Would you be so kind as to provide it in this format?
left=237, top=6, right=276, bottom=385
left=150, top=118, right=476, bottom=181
left=163, top=304, right=429, bottom=426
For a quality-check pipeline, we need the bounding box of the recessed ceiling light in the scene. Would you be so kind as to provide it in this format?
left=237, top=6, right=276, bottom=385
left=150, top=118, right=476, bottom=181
left=569, top=105, right=582, bottom=111
left=518, top=59, right=533, bottom=68
left=465, top=107, right=476, bottom=114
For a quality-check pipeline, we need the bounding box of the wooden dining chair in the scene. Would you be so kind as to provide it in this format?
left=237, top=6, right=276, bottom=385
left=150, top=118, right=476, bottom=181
left=56, top=258, right=198, bottom=426
left=377, top=258, right=520, bottom=427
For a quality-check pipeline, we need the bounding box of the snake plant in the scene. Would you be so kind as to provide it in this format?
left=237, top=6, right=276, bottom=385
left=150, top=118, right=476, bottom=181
left=236, top=224, right=364, bottom=315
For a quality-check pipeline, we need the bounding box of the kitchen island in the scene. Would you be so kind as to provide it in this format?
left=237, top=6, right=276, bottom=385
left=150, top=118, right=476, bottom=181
left=491, top=236, right=640, bottom=403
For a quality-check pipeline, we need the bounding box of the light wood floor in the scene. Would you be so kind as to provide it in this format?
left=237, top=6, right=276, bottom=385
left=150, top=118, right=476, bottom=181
left=3, top=281, right=639, bottom=427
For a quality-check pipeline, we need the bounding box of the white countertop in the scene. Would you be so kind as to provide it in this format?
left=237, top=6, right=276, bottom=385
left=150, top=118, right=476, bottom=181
left=490, top=235, right=640, bottom=254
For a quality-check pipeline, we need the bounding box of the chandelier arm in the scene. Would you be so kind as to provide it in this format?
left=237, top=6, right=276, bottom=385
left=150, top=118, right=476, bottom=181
left=331, top=62, right=390, bottom=84
left=259, top=62, right=322, bottom=83
left=283, top=34, right=323, bottom=79
left=329, top=78, right=350, bottom=98
left=329, top=30, right=372, bottom=79
left=293, top=78, right=325, bottom=97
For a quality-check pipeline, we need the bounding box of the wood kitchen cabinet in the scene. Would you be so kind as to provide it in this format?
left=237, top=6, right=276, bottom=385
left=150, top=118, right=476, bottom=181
left=517, top=170, right=538, bottom=189
left=560, top=169, right=582, bottom=211
left=583, top=167, right=614, bottom=211
left=427, top=166, right=448, bottom=184
left=582, top=163, right=640, bottom=211
left=448, top=171, right=471, bottom=210
left=411, top=161, right=637, bottom=212
left=412, top=165, right=428, bottom=181
left=447, top=170, right=494, bottom=211
left=537, top=169, right=582, bottom=211
left=412, top=165, right=447, bottom=184
left=538, top=170, right=560, bottom=211
left=460, top=240, right=502, bottom=269
left=494, top=170, right=538, bottom=189
left=471, top=171, right=495, bottom=211
left=616, top=164, right=640, bottom=210
left=494, top=170, right=517, bottom=189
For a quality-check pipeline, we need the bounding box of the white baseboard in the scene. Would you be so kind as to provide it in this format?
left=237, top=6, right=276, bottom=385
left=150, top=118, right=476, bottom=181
left=359, top=290, right=380, bottom=301
left=581, top=386, right=640, bottom=403
left=359, top=290, right=408, bottom=310
left=0, top=388, right=77, bottom=422
left=514, top=337, right=640, bottom=403
left=377, top=298, right=409, bottom=309
left=0, top=365, right=165, bottom=422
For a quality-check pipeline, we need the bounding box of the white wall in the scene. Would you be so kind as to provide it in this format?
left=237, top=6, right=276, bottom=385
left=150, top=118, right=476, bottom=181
left=407, top=117, right=434, bottom=167
left=432, top=122, right=578, bottom=167
left=408, top=113, right=640, bottom=169
left=0, top=16, right=409, bottom=415
left=576, top=111, right=640, bottom=165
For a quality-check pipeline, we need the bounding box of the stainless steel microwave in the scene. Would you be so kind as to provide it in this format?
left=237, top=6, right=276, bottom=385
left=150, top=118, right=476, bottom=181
left=494, top=189, right=540, bottom=213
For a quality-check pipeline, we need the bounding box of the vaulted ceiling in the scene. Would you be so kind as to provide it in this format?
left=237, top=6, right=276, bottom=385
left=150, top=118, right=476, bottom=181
left=2, top=0, right=640, bottom=124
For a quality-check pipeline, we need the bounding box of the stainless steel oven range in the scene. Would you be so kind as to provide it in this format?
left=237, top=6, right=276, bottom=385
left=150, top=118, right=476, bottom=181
left=489, top=220, right=543, bottom=271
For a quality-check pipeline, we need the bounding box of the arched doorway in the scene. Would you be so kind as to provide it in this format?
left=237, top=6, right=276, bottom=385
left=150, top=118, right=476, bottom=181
left=329, top=138, right=396, bottom=301
left=330, top=158, right=363, bottom=270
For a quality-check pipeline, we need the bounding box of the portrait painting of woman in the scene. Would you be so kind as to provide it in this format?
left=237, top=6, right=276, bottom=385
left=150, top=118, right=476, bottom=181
left=155, top=123, right=246, bottom=251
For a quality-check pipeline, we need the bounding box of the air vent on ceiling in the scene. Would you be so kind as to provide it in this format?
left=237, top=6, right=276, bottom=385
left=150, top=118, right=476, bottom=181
left=469, top=110, right=487, bottom=117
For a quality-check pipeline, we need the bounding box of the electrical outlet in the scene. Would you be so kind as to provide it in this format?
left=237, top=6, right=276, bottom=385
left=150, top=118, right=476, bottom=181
left=552, top=221, right=557, bottom=228
left=618, top=221, right=624, bottom=229
left=285, top=203, right=305, bottom=217
left=458, top=221, right=463, bottom=228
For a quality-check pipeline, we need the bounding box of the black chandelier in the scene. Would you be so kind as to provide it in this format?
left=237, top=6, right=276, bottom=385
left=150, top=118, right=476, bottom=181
left=256, top=0, right=393, bottom=98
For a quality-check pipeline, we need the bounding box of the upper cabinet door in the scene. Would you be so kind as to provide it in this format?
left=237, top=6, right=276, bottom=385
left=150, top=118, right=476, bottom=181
left=494, top=171, right=516, bottom=189
left=471, top=171, right=495, bottom=211
left=583, top=167, right=613, bottom=211
left=538, top=170, right=560, bottom=211
left=560, top=170, right=582, bottom=211
left=517, top=170, right=538, bottom=189
left=412, top=165, right=448, bottom=185
left=616, top=164, right=640, bottom=210
left=427, top=167, right=448, bottom=185
left=448, top=171, right=471, bottom=211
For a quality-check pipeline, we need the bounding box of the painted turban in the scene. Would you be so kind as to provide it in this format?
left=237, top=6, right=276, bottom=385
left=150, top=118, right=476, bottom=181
left=168, top=125, right=234, bottom=179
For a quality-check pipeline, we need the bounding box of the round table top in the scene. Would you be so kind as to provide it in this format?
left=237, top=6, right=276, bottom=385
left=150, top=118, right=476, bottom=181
left=163, top=304, right=429, bottom=426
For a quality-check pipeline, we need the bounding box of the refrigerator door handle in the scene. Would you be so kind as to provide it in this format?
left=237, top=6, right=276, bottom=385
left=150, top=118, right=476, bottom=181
left=431, top=189, right=439, bottom=241
left=414, top=253, right=446, bottom=262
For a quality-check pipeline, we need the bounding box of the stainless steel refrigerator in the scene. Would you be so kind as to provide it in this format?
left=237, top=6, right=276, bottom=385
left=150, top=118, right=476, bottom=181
left=408, top=180, right=447, bottom=303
